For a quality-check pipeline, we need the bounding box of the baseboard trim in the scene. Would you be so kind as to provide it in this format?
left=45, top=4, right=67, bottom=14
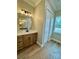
left=51, top=38, right=61, bottom=44
left=37, top=41, right=44, bottom=48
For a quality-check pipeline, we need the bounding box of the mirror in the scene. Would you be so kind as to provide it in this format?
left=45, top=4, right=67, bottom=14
left=17, top=13, right=32, bottom=31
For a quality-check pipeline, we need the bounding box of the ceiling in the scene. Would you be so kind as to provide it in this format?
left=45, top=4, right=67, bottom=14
left=23, top=0, right=41, bottom=7
left=48, top=0, right=61, bottom=11
left=23, top=0, right=61, bottom=11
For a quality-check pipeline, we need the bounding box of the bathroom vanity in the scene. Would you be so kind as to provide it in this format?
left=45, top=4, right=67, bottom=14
left=17, top=11, right=37, bottom=52
left=17, top=30, right=38, bottom=51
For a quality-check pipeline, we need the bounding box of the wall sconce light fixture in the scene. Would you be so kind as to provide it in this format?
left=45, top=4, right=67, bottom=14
left=20, top=9, right=32, bottom=17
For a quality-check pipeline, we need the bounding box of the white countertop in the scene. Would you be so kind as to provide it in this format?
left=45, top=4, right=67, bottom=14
left=17, top=30, right=38, bottom=36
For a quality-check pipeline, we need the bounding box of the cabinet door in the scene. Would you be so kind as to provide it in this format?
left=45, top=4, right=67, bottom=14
left=33, top=33, right=37, bottom=43
left=30, top=34, right=34, bottom=45
left=22, top=35, right=31, bottom=48
left=31, top=33, right=38, bottom=44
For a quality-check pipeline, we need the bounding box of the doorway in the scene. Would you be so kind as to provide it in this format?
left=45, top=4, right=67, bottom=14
left=43, top=9, right=55, bottom=45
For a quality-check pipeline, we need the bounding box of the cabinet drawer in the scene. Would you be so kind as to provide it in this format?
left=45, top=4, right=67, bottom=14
left=17, top=42, right=23, bottom=50
left=17, top=35, right=22, bottom=42
left=17, top=46, right=23, bottom=50
left=17, top=42, right=23, bottom=47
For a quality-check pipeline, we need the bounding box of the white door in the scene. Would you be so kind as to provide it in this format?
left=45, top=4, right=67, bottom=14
left=43, top=9, right=54, bottom=44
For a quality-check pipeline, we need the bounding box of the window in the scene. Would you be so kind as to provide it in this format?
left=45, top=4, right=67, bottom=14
left=54, top=16, right=61, bottom=33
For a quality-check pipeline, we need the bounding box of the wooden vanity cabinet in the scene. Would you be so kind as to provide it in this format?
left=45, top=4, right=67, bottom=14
left=17, top=33, right=38, bottom=51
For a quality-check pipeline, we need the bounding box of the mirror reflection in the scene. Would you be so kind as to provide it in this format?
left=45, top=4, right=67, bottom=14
left=17, top=12, right=32, bottom=32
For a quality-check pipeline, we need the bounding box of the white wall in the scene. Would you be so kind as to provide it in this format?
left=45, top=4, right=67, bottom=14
left=34, top=0, right=45, bottom=45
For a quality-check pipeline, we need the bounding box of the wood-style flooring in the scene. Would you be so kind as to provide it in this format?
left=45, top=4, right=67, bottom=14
left=17, top=41, right=61, bottom=59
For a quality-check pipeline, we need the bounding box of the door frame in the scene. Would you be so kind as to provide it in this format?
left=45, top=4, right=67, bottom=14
left=42, top=8, right=55, bottom=46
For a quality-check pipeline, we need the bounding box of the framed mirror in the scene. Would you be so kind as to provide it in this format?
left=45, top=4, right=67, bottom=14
left=17, top=13, right=32, bottom=31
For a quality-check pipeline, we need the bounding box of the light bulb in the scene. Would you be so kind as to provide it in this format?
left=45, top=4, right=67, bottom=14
left=29, top=14, right=32, bottom=17
left=21, top=11, right=24, bottom=14
left=25, top=13, right=28, bottom=16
